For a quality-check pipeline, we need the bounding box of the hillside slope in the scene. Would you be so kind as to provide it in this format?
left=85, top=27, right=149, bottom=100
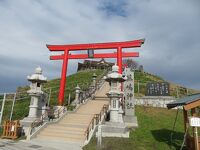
left=134, top=70, right=199, bottom=98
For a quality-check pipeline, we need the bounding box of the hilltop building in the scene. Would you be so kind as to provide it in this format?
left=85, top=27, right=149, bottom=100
left=77, top=59, right=114, bottom=72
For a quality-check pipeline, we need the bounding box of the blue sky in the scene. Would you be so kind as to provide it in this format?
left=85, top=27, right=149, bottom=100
left=0, top=0, right=200, bottom=93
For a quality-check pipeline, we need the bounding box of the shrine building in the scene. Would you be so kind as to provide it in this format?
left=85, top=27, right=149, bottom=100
left=77, top=59, right=114, bottom=72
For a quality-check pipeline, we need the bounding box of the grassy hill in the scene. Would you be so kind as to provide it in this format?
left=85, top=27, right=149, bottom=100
left=134, top=70, right=199, bottom=98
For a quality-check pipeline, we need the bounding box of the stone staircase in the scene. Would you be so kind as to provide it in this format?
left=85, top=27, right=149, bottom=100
left=94, top=82, right=110, bottom=99
left=33, top=82, right=110, bottom=145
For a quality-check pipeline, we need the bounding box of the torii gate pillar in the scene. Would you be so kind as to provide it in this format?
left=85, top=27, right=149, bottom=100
left=117, top=47, right=123, bottom=74
left=59, top=50, right=69, bottom=105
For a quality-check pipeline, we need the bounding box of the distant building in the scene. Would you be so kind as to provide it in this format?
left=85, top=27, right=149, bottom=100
left=77, top=59, right=114, bottom=72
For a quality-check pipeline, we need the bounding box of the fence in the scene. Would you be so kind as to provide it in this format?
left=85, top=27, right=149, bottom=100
left=1, top=120, right=21, bottom=139
left=85, top=104, right=109, bottom=142
left=134, top=96, right=176, bottom=109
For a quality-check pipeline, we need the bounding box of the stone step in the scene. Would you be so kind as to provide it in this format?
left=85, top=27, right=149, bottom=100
left=42, top=128, right=85, bottom=135
left=61, top=116, right=92, bottom=121
left=64, top=115, right=92, bottom=119
left=68, top=113, right=93, bottom=116
left=94, top=96, right=108, bottom=99
left=38, top=130, right=85, bottom=138
left=46, top=125, right=86, bottom=131
left=33, top=82, right=109, bottom=144
left=36, top=134, right=85, bottom=143
left=57, top=122, right=88, bottom=127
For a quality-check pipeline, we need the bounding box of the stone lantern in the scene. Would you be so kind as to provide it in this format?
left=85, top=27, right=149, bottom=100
left=73, top=84, right=81, bottom=105
left=100, top=65, right=129, bottom=137
left=92, top=73, right=97, bottom=88
left=105, top=65, right=126, bottom=123
left=21, top=67, right=47, bottom=136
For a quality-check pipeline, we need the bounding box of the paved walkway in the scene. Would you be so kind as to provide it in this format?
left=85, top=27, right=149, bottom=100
left=0, top=139, right=81, bottom=150
left=0, top=82, right=110, bottom=150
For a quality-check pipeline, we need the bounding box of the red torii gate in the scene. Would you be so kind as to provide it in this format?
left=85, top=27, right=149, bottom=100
left=47, top=39, right=144, bottom=105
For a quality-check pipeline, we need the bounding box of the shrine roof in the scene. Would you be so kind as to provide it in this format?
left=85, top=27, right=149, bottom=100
left=81, top=59, right=114, bottom=65
left=167, top=93, right=200, bottom=109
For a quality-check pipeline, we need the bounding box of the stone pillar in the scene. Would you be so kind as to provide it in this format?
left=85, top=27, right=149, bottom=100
left=107, top=92, right=121, bottom=122
left=28, top=95, right=39, bottom=118
left=124, top=68, right=135, bottom=115
left=123, top=67, right=138, bottom=128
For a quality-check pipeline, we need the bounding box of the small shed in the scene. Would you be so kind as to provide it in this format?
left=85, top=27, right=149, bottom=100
left=167, top=93, right=200, bottom=150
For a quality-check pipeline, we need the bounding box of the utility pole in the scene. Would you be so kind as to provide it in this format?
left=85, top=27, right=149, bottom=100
left=0, top=93, right=6, bottom=125
left=10, top=93, right=16, bottom=121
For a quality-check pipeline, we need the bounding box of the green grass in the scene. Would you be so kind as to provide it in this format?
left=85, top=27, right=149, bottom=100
left=134, top=71, right=198, bottom=98
left=83, top=106, right=185, bottom=150
left=134, top=71, right=164, bottom=83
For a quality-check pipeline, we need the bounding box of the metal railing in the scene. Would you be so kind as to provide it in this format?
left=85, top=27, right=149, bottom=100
left=29, top=105, right=66, bottom=137
left=85, top=104, right=109, bottom=141
left=78, top=71, right=107, bottom=103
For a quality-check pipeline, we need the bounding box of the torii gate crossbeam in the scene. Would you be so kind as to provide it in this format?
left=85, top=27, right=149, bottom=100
left=47, top=39, right=144, bottom=105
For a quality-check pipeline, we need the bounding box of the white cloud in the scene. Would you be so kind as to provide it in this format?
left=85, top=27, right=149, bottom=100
left=0, top=0, right=200, bottom=92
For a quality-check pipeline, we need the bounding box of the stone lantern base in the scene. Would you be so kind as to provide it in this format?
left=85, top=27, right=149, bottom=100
left=123, top=116, right=138, bottom=129
left=20, top=117, right=41, bottom=136
left=99, top=122, right=129, bottom=138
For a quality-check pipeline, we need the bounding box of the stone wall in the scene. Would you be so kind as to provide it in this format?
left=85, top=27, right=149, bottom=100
left=134, top=96, right=176, bottom=108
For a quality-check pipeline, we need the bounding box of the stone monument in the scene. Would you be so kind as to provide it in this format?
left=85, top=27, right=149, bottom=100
left=101, top=65, right=129, bottom=137
left=20, top=67, right=47, bottom=136
left=123, top=68, right=138, bottom=128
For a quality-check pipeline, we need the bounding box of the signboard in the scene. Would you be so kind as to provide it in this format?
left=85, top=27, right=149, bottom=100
left=88, top=49, right=94, bottom=58
left=146, top=82, right=170, bottom=96
left=123, top=68, right=135, bottom=116
left=189, top=117, right=200, bottom=127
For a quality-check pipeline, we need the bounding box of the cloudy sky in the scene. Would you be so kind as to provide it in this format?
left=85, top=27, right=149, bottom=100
left=0, top=0, right=200, bottom=93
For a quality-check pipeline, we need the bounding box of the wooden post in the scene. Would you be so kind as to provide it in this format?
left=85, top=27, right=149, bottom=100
left=183, top=109, right=188, bottom=132
left=191, top=108, right=199, bottom=150
left=183, top=108, right=189, bottom=148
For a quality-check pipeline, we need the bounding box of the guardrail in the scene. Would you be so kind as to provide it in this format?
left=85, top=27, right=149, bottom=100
left=79, top=70, right=108, bottom=103
left=85, top=104, right=109, bottom=141
left=29, top=106, right=66, bottom=137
